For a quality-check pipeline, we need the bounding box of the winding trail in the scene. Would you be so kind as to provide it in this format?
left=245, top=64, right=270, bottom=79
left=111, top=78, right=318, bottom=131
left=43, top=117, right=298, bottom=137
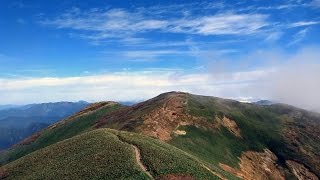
left=201, top=164, right=227, bottom=180
left=131, top=145, right=154, bottom=179
left=114, top=133, right=154, bottom=179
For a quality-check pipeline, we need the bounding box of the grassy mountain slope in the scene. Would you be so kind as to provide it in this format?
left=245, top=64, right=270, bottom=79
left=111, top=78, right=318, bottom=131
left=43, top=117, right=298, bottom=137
left=1, top=92, right=319, bottom=179
left=0, top=101, right=89, bottom=150
left=0, top=102, right=122, bottom=165
left=0, top=129, right=218, bottom=180
left=95, top=92, right=319, bottom=178
left=170, top=93, right=320, bottom=179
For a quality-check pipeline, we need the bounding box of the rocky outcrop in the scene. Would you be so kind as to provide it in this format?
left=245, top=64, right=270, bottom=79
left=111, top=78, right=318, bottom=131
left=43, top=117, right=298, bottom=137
left=286, top=160, right=319, bottom=180
left=216, top=116, right=242, bottom=138
left=220, top=149, right=285, bottom=180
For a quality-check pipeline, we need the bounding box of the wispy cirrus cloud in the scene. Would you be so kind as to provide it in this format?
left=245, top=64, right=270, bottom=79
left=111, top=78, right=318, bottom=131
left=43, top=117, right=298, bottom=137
left=41, top=7, right=270, bottom=40
left=39, top=2, right=319, bottom=48
left=169, top=13, right=269, bottom=35
left=288, top=28, right=309, bottom=46
left=101, top=48, right=238, bottom=62
left=289, top=21, right=320, bottom=28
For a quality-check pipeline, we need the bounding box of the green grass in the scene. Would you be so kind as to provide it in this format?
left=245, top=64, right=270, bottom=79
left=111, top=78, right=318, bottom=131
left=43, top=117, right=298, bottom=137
left=2, top=129, right=221, bottom=179
left=171, top=94, right=285, bottom=167
left=113, top=130, right=219, bottom=179
left=1, top=129, right=149, bottom=180
left=170, top=126, right=248, bottom=168
left=0, top=104, right=122, bottom=165
left=2, top=92, right=319, bottom=178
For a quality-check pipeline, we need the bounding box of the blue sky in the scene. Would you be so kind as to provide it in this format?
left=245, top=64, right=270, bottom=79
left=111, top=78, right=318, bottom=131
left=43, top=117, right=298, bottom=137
left=0, top=0, right=320, bottom=110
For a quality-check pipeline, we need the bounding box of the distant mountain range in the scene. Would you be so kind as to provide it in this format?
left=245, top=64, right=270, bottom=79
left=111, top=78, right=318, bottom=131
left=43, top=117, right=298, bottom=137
left=0, top=105, right=21, bottom=111
left=0, top=92, right=319, bottom=179
left=253, top=100, right=275, bottom=105
left=0, top=101, right=89, bottom=150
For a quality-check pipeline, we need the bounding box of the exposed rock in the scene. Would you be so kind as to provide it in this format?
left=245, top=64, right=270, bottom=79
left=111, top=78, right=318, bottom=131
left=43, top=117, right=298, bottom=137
left=286, top=160, right=319, bottom=180
left=220, top=149, right=285, bottom=180
left=282, top=117, right=320, bottom=177
left=138, top=92, right=215, bottom=141
left=173, top=130, right=187, bottom=136
left=96, top=92, right=214, bottom=141
left=216, top=116, right=242, bottom=138
left=140, top=92, right=192, bottom=140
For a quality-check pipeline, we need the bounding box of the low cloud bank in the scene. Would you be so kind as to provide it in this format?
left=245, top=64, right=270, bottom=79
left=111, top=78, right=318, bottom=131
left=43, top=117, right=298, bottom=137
left=219, top=46, right=320, bottom=112
left=0, top=47, right=319, bottom=112
left=260, top=48, right=320, bottom=112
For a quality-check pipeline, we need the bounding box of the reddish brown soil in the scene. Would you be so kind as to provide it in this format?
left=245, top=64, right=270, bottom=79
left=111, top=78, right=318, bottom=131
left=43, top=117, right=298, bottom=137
left=96, top=92, right=215, bottom=141
left=131, top=145, right=153, bottom=179
left=286, top=160, right=319, bottom=180
left=220, top=149, right=285, bottom=180
left=215, top=116, right=242, bottom=138
left=0, top=168, right=9, bottom=179
left=158, top=174, right=195, bottom=180
left=282, top=116, right=320, bottom=177
left=68, top=101, right=118, bottom=120
left=17, top=133, right=41, bottom=146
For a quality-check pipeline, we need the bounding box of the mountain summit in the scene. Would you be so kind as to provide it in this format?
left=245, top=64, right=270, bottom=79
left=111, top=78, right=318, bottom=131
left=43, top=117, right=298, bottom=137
left=1, top=92, right=319, bottom=179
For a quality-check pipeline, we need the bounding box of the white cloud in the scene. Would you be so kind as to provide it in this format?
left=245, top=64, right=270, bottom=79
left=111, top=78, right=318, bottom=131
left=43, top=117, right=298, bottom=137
left=288, top=28, right=309, bottom=46
left=101, top=48, right=238, bottom=62
left=41, top=8, right=169, bottom=40
left=169, top=13, right=268, bottom=35
left=0, top=70, right=264, bottom=104
left=228, top=47, right=320, bottom=112
left=122, top=50, right=185, bottom=58
left=264, top=31, right=283, bottom=42
left=42, top=7, right=269, bottom=40
left=289, top=21, right=320, bottom=28
left=1, top=47, right=320, bottom=112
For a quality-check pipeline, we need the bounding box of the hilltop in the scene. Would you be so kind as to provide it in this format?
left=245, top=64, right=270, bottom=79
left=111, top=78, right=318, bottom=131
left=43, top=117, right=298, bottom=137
left=1, top=92, right=319, bottom=179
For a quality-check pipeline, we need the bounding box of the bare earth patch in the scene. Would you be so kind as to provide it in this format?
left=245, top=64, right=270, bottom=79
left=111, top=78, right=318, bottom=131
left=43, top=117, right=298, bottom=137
left=216, top=116, right=242, bottom=138
left=173, top=130, right=187, bottom=136
left=286, top=160, right=319, bottom=180
left=0, top=168, right=9, bottom=179
left=158, top=174, right=195, bottom=180
left=131, top=145, right=154, bottom=179
left=96, top=92, right=217, bottom=141
left=139, top=92, right=216, bottom=141
left=201, top=164, right=227, bottom=180
left=219, top=149, right=285, bottom=180
left=16, top=132, right=41, bottom=146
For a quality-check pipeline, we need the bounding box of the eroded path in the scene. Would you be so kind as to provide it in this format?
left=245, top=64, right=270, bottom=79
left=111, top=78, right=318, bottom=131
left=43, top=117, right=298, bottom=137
left=131, top=145, right=154, bottom=179
left=114, top=133, right=154, bottom=180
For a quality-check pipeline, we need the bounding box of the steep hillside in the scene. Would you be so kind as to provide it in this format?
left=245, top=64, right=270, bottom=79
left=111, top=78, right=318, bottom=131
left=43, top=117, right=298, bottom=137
left=0, top=101, right=89, bottom=150
left=1, top=92, right=319, bottom=179
left=0, top=129, right=218, bottom=180
left=96, top=92, right=320, bottom=179
left=0, top=101, right=122, bottom=165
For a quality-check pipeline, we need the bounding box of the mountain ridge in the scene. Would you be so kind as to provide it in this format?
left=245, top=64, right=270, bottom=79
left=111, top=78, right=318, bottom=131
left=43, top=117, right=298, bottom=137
left=1, top=91, right=319, bottom=180
left=0, top=101, right=89, bottom=150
